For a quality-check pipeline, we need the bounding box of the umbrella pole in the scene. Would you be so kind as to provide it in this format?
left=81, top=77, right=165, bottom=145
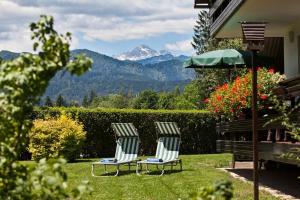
left=251, top=51, right=259, bottom=200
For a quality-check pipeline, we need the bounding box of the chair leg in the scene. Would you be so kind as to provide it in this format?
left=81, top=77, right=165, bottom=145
left=179, top=160, right=183, bottom=171
left=232, top=156, right=235, bottom=169
left=136, top=163, right=141, bottom=176
left=91, top=164, right=95, bottom=177
left=114, top=165, right=120, bottom=176
left=171, top=163, right=173, bottom=170
left=104, top=164, right=108, bottom=173
left=92, top=164, right=108, bottom=177
left=160, top=165, right=165, bottom=176
left=146, top=164, right=150, bottom=173
left=128, top=163, right=131, bottom=171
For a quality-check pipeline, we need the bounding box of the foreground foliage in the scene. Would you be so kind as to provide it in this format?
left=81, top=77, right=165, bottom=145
left=29, top=114, right=86, bottom=162
left=190, top=180, right=233, bottom=200
left=0, top=16, right=92, bottom=199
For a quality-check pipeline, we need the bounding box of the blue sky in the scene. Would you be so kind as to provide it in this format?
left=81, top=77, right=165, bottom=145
left=0, top=0, right=199, bottom=56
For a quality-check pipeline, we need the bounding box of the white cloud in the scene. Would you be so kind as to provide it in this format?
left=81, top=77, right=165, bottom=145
left=165, top=39, right=194, bottom=55
left=75, top=17, right=195, bottom=41
left=0, top=0, right=198, bottom=51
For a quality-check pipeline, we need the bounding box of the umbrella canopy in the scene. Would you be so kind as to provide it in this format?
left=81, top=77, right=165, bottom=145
left=183, top=49, right=273, bottom=68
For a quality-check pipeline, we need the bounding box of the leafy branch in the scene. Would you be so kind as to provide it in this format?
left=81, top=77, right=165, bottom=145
left=0, top=15, right=92, bottom=199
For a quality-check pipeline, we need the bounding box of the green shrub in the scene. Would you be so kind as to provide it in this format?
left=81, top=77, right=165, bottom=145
left=29, top=114, right=86, bottom=162
left=33, top=108, right=216, bottom=158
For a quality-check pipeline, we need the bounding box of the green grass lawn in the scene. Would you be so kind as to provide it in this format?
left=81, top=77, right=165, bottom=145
left=23, top=154, right=279, bottom=200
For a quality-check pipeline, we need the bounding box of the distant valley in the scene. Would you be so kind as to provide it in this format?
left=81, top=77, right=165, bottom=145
left=0, top=45, right=195, bottom=102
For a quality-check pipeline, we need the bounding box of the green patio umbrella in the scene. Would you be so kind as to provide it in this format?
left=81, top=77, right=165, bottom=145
left=183, top=49, right=273, bottom=68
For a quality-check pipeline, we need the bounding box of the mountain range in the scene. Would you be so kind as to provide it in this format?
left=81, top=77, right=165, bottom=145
left=114, top=45, right=171, bottom=61
left=0, top=45, right=195, bottom=102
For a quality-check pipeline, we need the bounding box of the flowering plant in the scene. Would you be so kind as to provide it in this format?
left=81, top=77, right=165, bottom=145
left=206, top=68, right=285, bottom=119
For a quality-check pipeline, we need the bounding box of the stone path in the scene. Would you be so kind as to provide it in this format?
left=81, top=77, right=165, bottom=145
left=219, top=162, right=300, bottom=200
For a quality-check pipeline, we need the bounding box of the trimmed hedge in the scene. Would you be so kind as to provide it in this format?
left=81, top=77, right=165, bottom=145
left=33, top=108, right=216, bottom=157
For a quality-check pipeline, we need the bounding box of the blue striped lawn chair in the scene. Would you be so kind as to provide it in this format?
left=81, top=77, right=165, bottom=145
left=91, top=123, right=140, bottom=176
left=136, top=122, right=182, bottom=176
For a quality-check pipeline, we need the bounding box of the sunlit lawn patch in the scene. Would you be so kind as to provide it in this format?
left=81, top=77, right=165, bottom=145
left=22, top=154, right=278, bottom=200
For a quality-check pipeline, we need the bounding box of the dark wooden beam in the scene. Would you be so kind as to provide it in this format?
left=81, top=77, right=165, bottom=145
left=210, top=0, right=245, bottom=37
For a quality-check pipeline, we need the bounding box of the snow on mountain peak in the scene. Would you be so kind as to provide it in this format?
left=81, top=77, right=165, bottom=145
left=115, top=45, right=171, bottom=61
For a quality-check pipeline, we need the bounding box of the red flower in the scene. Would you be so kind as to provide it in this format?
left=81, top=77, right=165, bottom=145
left=257, top=67, right=262, bottom=71
left=268, top=68, right=275, bottom=73
left=260, top=94, right=268, bottom=100
left=223, top=83, right=228, bottom=89
left=203, top=98, right=209, bottom=103
left=217, top=95, right=222, bottom=101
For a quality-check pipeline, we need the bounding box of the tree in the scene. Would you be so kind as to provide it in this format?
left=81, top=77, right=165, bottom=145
left=90, top=94, right=129, bottom=109
left=56, top=94, right=67, bottom=107
left=133, top=90, right=159, bottom=109
left=157, top=93, right=175, bottom=109
left=0, top=15, right=92, bottom=199
left=82, top=95, right=89, bottom=107
left=180, top=80, right=203, bottom=109
left=109, top=94, right=128, bottom=108
left=192, top=10, right=211, bottom=55
left=69, top=100, right=79, bottom=107
left=88, top=90, right=97, bottom=105
left=173, top=86, right=181, bottom=96
left=44, top=96, right=53, bottom=107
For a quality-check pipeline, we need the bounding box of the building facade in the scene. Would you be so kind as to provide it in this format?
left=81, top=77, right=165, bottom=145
left=195, top=0, right=300, bottom=78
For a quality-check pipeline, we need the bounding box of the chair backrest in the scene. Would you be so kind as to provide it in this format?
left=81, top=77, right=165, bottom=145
left=111, top=123, right=139, bottom=137
left=154, top=122, right=181, bottom=161
left=111, top=123, right=139, bottom=162
left=155, top=137, right=180, bottom=161
left=154, top=122, right=181, bottom=136
left=115, top=137, right=139, bottom=162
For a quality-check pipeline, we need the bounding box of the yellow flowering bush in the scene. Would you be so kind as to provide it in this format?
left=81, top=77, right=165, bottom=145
left=29, top=114, right=86, bottom=162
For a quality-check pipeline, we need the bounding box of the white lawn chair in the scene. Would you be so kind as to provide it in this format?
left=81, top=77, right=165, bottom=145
left=91, top=123, right=140, bottom=176
left=136, top=122, right=182, bottom=176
